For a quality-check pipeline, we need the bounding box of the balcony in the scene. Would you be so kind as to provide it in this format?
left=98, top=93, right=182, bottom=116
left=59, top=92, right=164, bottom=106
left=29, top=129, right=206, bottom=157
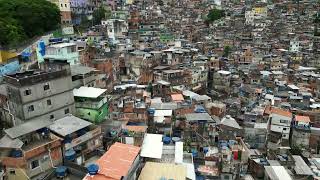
left=65, top=126, right=101, bottom=150
left=23, top=135, right=62, bottom=159
left=75, top=97, right=108, bottom=109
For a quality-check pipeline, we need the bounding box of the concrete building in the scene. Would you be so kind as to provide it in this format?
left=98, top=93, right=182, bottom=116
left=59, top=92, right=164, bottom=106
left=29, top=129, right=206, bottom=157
left=0, top=119, right=62, bottom=180
left=4, top=60, right=75, bottom=125
left=49, top=115, right=102, bottom=165
left=291, top=115, right=311, bottom=148
left=44, top=43, right=80, bottom=65
left=267, top=108, right=292, bottom=149
left=73, top=86, right=109, bottom=124
left=71, top=65, right=97, bottom=88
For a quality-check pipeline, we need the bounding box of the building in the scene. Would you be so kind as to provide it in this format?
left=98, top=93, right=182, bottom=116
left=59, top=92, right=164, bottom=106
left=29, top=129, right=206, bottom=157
left=73, top=86, right=109, bottom=124
left=139, top=162, right=187, bottom=180
left=267, top=108, right=292, bottom=149
left=71, top=65, right=97, bottom=88
left=0, top=119, right=62, bottom=180
left=83, top=142, right=141, bottom=180
left=49, top=115, right=102, bottom=165
left=291, top=115, right=311, bottom=148
left=4, top=60, right=75, bottom=125
left=264, top=166, right=293, bottom=180
left=44, top=43, right=80, bottom=65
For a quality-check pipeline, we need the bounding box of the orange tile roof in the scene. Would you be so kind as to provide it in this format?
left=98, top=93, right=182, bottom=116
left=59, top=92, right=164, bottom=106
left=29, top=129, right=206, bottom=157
left=83, top=143, right=140, bottom=180
left=295, top=115, right=310, bottom=123
left=271, top=108, right=292, bottom=118
left=171, top=94, right=184, bottom=102
left=124, top=125, right=147, bottom=133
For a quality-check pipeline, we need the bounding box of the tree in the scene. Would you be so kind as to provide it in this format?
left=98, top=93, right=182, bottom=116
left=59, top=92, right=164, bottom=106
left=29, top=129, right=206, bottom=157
left=223, top=46, right=231, bottom=57
left=0, top=0, right=60, bottom=48
left=207, top=8, right=225, bottom=23
left=92, top=7, right=111, bottom=25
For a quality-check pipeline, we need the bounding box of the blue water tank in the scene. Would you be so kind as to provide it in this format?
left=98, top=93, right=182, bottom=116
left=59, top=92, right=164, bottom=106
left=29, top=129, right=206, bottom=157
left=87, top=164, right=99, bottom=175
left=203, top=147, right=209, bottom=154
left=56, top=166, right=67, bottom=177
left=11, top=149, right=23, bottom=158
left=147, top=108, right=155, bottom=115
left=163, top=136, right=171, bottom=144
left=65, top=149, right=76, bottom=161
left=191, top=149, right=198, bottom=157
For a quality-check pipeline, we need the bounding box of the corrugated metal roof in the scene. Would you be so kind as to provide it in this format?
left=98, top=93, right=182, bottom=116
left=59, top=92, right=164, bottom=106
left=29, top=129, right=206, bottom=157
left=5, top=118, right=53, bottom=139
left=138, top=162, right=187, bottom=180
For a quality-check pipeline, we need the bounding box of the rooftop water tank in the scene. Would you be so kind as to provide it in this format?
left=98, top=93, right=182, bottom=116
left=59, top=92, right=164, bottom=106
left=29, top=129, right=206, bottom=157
left=55, top=166, right=67, bottom=178
left=65, top=149, right=76, bottom=161
left=163, top=136, right=171, bottom=144
left=87, top=164, right=99, bottom=175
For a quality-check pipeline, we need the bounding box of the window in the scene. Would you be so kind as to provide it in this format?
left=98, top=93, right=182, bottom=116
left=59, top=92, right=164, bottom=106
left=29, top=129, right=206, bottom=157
left=224, top=175, right=230, bottom=179
left=47, top=99, right=52, bottom=106
left=280, top=120, right=287, bottom=124
left=60, top=3, right=63, bottom=7
left=50, top=114, right=54, bottom=119
left=44, top=83, right=50, bottom=91
left=24, top=89, right=32, bottom=96
left=31, top=160, right=39, bottom=169
left=64, top=108, right=69, bottom=114
left=283, top=128, right=287, bottom=131
left=65, top=3, right=67, bottom=7
left=9, top=169, right=15, bottom=175
left=28, top=105, right=34, bottom=112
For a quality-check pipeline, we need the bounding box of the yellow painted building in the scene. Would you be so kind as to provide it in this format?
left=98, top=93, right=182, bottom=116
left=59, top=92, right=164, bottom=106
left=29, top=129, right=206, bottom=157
left=253, top=7, right=267, bottom=15
left=0, top=50, right=18, bottom=63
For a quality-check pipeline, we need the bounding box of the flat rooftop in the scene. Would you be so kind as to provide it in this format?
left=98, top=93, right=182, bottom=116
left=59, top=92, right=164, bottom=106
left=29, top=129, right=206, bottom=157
left=73, top=86, right=107, bottom=99
left=49, top=115, right=92, bottom=137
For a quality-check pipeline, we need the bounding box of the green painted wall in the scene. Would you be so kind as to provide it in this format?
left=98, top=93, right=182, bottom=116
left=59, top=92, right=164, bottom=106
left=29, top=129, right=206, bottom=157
left=76, top=103, right=109, bottom=124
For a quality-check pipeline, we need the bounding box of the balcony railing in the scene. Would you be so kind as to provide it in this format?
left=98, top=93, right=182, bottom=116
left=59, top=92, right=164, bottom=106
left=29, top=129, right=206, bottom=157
left=65, top=126, right=101, bottom=150
left=76, top=97, right=108, bottom=109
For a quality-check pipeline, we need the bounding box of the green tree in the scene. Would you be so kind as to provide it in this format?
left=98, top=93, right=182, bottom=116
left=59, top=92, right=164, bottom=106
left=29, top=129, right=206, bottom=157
left=0, top=18, right=26, bottom=47
left=0, top=0, right=60, bottom=48
left=207, top=8, right=225, bottom=23
left=92, top=7, right=111, bottom=25
left=223, top=46, right=231, bottom=57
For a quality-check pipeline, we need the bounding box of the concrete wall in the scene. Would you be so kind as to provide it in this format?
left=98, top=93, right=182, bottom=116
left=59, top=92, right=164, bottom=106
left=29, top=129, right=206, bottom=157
left=7, top=76, right=75, bottom=122
left=7, top=77, right=73, bottom=104
left=76, top=103, right=108, bottom=123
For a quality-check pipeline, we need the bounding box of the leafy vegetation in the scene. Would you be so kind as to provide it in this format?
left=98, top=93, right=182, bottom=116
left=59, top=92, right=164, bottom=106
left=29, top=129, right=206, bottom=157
left=93, top=7, right=111, bottom=25
left=0, top=0, right=61, bottom=48
left=206, top=8, right=225, bottom=23
left=223, top=46, right=231, bottom=57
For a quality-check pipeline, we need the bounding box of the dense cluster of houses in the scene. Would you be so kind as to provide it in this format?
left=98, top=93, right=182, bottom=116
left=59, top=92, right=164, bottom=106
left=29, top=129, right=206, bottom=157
left=0, top=0, right=320, bottom=180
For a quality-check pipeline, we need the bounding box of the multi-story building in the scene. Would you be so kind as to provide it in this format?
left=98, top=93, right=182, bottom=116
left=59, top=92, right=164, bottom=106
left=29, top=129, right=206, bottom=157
left=49, top=0, right=72, bottom=24
left=44, top=43, right=80, bottom=65
left=0, top=119, right=62, bottom=180
left=4, top=60, right=75, bottom=125
left=48, top=115, right=102, bottom=165
left=71, top=65, right=97, bottom=88
left=267, top=108, right=292, bottom=149
left=291, top=115, right=311, bottom=148
left=73, top=86, right=109, bottom=124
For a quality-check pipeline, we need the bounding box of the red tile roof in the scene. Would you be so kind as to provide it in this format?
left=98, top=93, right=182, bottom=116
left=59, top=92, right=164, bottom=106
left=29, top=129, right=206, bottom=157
left=295, top=115, right=310, bottom=123
left=83, top=143, right=140, bottom=180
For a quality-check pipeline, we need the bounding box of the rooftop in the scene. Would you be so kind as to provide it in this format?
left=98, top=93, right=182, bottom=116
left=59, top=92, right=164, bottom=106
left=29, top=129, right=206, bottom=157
left=185, top=113, right=213, bottom=122
left=83, top=142, right=140, bottom=180
left=49, top=42, right=76, bottom=48
left=73, top=86, right=107, bottom=99
left=138, top=162, right=187, bottom=180
left=71, top=65, right=96, bottom=76
left=141, top=133, right=163, bottom=159
left=49, top=115, right=92, bottom=137
left=5, top=118, right=52, bottom=139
